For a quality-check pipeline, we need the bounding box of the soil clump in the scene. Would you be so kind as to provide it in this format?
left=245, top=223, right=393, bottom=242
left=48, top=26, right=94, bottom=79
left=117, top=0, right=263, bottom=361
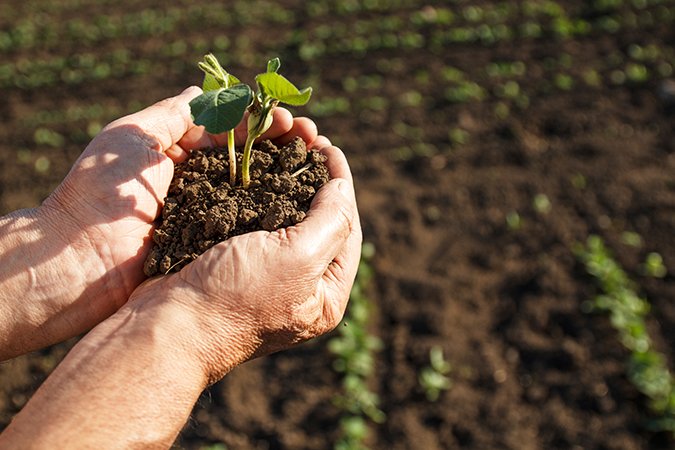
left=143, top=137, right=329, bottom=276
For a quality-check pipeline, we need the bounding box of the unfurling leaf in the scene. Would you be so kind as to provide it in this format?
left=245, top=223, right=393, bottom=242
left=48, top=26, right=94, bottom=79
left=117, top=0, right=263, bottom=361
left=202, top=72, right=221, bottom=92
left=255, top=72, right=312, bottom=106
left=267, top=57, right=281, bottom=73
left=227, top=73, right=241, bottom=86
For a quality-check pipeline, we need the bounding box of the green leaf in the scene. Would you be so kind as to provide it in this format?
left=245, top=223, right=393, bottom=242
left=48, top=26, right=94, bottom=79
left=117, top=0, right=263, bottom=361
left=202, top=73, right=221, bottom=92
left=227, top=73, right=241, bottom=86
left=255, top=72, right=312, bottom=106
left=198, top=54, right=240, bottom=88
left=190, top=84, right=253, bottom=134
left=198, top=60, right=222, bottom=82
left=203, top=73, right=241, bottom=91
left=267, top=58, right=281, bottom=73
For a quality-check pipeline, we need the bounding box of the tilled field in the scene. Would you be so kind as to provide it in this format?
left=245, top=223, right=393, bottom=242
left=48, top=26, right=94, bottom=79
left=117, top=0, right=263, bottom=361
left=0, top=1, right=673, bottom=448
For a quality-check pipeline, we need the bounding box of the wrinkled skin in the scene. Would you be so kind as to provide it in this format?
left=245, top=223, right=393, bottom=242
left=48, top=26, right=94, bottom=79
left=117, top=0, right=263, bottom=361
left=0, top=87, right=360, bottom=448
left=129, top=144, right=361, bottom=382
left=2, top=86, right=356, bottom=363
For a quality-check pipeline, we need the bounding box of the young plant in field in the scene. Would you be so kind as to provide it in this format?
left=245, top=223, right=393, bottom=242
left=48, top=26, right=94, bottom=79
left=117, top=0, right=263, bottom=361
left=576, top=235, right=675, bottom=434
left=189, top=54, right=312, bottom=188
left=329, top=243, right=385, bottom=450
left=642, top=252, right=667, bottom=278
left=242, top=58, right=312, bottom=187
left=418, top=346, right=452, bottom=402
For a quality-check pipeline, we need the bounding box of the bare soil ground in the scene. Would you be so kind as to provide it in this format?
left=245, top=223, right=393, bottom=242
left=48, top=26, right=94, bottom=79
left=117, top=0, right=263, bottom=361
left=0, top=1, right=673, bottom=449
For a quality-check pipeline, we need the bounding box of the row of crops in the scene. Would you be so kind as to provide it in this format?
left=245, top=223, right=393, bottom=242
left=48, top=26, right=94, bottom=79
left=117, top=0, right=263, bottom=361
left=0, top=0, right=673, bottom=447
left=2, top=0, right=673, bottom=157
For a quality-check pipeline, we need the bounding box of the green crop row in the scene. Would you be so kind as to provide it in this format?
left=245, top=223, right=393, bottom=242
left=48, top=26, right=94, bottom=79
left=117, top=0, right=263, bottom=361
left=328, top=244, right=385, bottom=450
left=19, top=101, right=134, bottom=129
left=577, top=236, right=674, bottom=434
left=0, top=40, right=251, bottom=90
left=0, top=50, right=153, bottom=89
left=305, top=0, right=420, bottom=17
left=0, top=2, right=294, bottom=54
left=0, top=9, right=181, bottom=53
left=295, top=2, right=580, bottom=58
left=296, top=1, right=675, bottom=60
left=0, top=0, right=125, bottom=23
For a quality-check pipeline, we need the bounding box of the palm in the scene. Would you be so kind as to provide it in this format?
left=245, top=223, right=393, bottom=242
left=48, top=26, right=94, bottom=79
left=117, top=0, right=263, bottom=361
left=167, top=170, right=361, bottom=362
left=44, top=88, right=321, bottom=307
left=45, top=128, right=176, bottom=292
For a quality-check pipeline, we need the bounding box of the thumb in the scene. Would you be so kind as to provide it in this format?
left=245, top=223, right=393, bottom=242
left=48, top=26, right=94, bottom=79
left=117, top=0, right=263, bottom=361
left=281, top=178, right=355, bottom=272
left=103, top=86, right=202, bottom=152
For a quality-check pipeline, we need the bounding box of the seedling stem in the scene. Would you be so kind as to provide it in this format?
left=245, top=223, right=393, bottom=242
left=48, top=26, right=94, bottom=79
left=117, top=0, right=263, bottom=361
left=242, top=95, right=278, bottom=188
left=196, top=54, right=243, bottom=185
left=190, top=55, right=312, bottom=189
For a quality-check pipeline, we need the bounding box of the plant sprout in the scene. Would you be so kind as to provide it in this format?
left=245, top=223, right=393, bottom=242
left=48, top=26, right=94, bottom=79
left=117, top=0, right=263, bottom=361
left=418, top=346, right=452, bottom=401
left=194, top=53, right=243, bottom=185
left=577, top=235, right=675, bottom=433
left=643, top=252, right=667, bottom=278
left=189, top=54, right=312, bottom=188
left=242, top=58, right=312, bottom=187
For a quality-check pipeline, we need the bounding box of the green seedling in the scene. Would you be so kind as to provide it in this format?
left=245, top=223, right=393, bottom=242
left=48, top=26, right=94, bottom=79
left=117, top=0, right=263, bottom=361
left=533, top=193, right=552, bottom=214
left=505, top=211, right=522, bottom=230
left=194, top=53, right=243, bottom=185
left=643, top=252, right=667, bottom=278
left=577, top=236, right=674, bottom=434
left=418, top=346, right=452, bottom=401
left=189, top=54, right=312, bottom=188
left=620, top=231, right=643, bottom=248
left=329, top=243, right=385, bottom=450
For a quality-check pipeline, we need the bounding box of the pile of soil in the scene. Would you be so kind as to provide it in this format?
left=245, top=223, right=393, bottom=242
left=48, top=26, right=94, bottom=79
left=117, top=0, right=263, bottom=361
left=143, top=137, right=329, bottom=276
left=1, top=1, right=674, bottom=449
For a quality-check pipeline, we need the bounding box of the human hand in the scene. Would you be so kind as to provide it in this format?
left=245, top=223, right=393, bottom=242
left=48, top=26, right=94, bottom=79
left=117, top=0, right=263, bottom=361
left=126, top=144, right=361, bottom=383
left=5, top=87, right=325, bottom=355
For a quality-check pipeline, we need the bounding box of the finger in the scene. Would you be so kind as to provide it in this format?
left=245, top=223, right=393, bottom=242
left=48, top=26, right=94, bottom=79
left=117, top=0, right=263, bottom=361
left=310, top=135, right=332, bottom=150
left=104, top=86, right=203, bottom=152
left=175, top=125, right=215, bottom=158
left=274, top=117, right=318, bottom=146
left=313, top=144, right=360, bottom=317
left=177, top=109, right=314, bottom=154
left=164, top=143, right=191, bottom=164
left=322, top=202, right=362, bottom=318
left=318, top=146, right=353, bottom=185
left=281, top=178, right=356, bottom=271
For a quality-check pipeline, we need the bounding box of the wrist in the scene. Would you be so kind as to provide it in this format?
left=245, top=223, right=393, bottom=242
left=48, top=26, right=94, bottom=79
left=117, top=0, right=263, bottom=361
left=0, top=205, right=122, bottom=359
left=113, top=294, right=211, bottom=389
left=129, top=276, right=260, bottom=385
left=1, top=291, right=210, bottom=449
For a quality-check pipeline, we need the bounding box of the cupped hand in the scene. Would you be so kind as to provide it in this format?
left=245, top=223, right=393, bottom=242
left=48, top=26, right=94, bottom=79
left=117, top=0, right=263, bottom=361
left=39, top=86, right=325, bottom=326
left=127, top=145, right=362, bottom=384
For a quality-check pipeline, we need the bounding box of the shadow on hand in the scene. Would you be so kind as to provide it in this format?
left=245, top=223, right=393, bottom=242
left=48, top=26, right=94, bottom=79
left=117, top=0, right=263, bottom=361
left=0, top=124, right=174, bottom=356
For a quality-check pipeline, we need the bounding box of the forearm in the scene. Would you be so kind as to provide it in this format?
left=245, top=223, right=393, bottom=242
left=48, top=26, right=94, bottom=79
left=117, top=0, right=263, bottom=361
left=0, top=297, right=210, bottom=449
left=0, top=207, right=119, bottom=360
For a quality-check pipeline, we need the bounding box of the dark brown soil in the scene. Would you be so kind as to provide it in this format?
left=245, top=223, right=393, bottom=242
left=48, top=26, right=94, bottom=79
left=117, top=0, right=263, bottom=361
left=144, top=137, right=329, bottom=276
left=0, top=1, right=674, bottom=449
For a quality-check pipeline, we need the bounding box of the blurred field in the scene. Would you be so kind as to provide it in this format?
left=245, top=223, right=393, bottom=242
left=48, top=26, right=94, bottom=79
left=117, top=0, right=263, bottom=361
left=0, top=0, right=674, bottom=449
